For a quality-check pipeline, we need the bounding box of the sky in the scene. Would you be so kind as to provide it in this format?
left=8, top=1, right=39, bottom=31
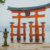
left=0, top=0, right=50, bottom=28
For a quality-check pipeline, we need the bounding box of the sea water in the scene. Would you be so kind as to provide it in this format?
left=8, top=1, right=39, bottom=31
left=0, top=31, right=50, bottom=44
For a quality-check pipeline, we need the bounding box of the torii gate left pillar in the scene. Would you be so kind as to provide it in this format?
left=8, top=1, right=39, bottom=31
left=10, top=11, right=27, bottom=40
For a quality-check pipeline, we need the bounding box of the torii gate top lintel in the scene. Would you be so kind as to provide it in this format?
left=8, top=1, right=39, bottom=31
left=8, top=3, right=50, bottom=12
left=7, top=3, right=50, bottom=19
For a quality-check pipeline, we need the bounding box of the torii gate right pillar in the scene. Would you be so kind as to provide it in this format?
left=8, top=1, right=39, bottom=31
left=35, top=12, right=39, bottom=41
left=29, top=11, right=45, bottom=42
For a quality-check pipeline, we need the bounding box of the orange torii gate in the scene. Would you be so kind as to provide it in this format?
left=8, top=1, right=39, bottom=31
left=29, top=22, right=45, bottom=42
left=8, top=3, right=50, bottom=41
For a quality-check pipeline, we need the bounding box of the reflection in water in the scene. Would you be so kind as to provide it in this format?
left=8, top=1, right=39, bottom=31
left=11, top=40, right=14, bottom=43
left=11, top=38, right=45, bottom=43
left=23, top=39, right=26, bottom=42
left=17, top=39, right=26, bottom=43
left=17, top=39, right=21, bottom=43
left=42, top=39, right=45, bottom=42
left=30, top=37, right=33, bottom=42
left=35, top=39, right=39, bottom=42
left=42, top=38, right=45, bottom=42
left=35, top=40, right=39, bottom=42
left=0, top=32, right=50, bottom=44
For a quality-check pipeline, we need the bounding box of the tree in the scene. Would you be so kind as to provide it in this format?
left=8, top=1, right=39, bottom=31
left=0, top=0, right=5, bottom=4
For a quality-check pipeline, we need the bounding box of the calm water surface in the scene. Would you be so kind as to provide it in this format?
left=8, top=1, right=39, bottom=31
left=0, top=31, right=50, bottom=44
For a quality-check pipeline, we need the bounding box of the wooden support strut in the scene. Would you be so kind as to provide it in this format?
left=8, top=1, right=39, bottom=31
left=41, top=22, right=45, bottom=40
left=10, top=22, right=14, bottom=40
left=22, top=23, right=27, bottom=39
left=29, top=22, right=33, bottom=39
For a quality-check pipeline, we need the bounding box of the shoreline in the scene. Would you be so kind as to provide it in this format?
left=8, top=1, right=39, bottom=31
left=0, top=43, right=50, bottom=47
left=0, top=43, right=50, bottom=50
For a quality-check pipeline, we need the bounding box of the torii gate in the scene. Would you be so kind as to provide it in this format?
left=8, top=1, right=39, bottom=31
left=8, top=3, right=50, bottom=42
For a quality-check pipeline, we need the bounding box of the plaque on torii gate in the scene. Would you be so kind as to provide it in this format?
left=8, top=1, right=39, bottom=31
left=7, top=3, right=50, bottom=41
